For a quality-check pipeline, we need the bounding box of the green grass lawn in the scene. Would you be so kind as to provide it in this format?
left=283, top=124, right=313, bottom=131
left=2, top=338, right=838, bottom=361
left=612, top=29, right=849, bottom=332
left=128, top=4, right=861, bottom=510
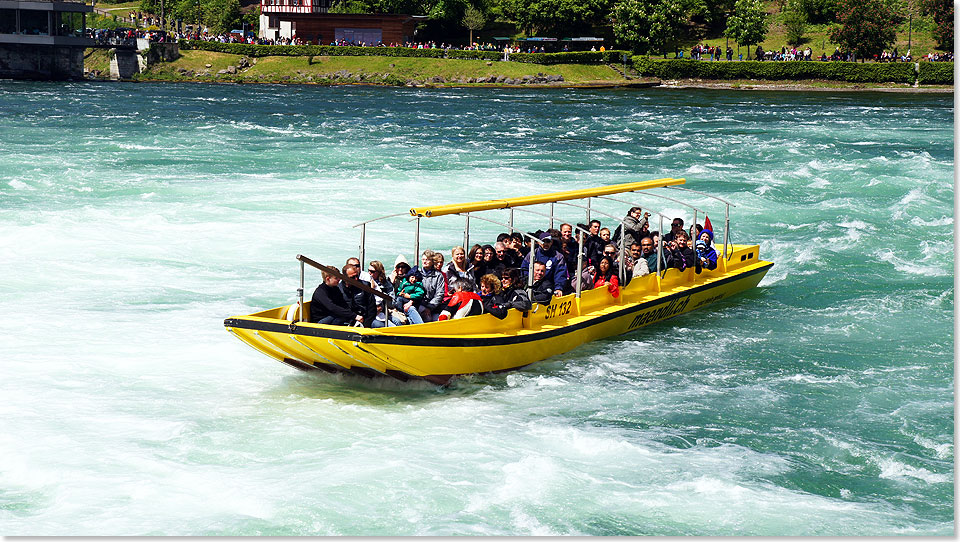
left=136, top=50, right=626, bottom=84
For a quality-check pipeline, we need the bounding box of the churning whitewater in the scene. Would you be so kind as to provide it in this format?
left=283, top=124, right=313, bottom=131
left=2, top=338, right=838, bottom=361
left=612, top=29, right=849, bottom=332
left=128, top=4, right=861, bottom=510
left=0, top=82, right=952, bottom=535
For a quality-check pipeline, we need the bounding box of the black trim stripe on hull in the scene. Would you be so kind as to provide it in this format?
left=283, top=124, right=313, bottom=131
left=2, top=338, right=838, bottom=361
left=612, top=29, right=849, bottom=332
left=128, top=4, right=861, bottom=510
left=225, top=262, right=772, bottom=348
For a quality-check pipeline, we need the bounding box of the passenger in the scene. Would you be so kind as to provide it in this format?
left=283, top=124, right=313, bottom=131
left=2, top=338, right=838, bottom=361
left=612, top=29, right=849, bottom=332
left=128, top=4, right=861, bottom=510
left=433, top=251, right=451, bottom=301
left=468, top=243, right=485, bottom=283
left=479, top=273, right=509, bottom=319
left=415, top=249, right=447, bottom=322
left=593, top=256, right=620, bottom=298
left=624, top=242, right=650, bottom=284
left=503, top=233, right=525, bottom=263
left=559, top=222, right=579, bottom=273
left=366, top=260, right=399, bottom=328
left=499, top=268, right=532, bottom=312
left=511, top=231, right=529, bottom=257
left=529, top=260, right=561, bottom=304
left=673, top=231, right=697, bottom=270
left=444, top=246, right=474, bottom=287
left=696, top=229, right=718, bottom=270
left=520, top=232, right=569, bottom=293
left=583, top=219, right=605, bottom=267
left=390, top=260, right=410, bottom=285
left=310, top=269, right=362, bottom=326
left=394, top=268, right=426, bottom=324
left=495, top=241, right=520, bottom=270
left=599, top=227, right=612, bottom=246
left=640, top=236, right=666, bottom=273
left=612, top=207, right=649, bottom=250
left=345, top=256, right=370, bottom=282
left=662, top=217, right=685, bottom=243
left=483, top=244, right=506, bottom=277
left=339, top=263, right=375, bottom=326
left=438, top=277, right=483, bottom=320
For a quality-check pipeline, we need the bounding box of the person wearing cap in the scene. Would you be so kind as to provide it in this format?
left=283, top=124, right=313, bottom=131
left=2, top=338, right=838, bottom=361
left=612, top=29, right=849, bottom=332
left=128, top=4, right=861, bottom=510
left=696, top=229, right=718, bottom=270
left=520, top=231, right=569, bottom=293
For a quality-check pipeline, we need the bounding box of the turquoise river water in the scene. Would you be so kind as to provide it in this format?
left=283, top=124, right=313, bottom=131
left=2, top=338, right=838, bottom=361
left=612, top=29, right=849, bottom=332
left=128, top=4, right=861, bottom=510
left=0, top=81, right=953, bottom=535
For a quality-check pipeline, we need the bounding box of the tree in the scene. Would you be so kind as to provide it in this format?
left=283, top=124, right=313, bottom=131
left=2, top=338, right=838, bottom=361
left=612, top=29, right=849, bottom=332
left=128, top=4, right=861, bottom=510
left=612, top=0, right=654, bottom=53
left=920, top=0, right=953, bottom=51
left=829, top=0, right=905, bottom=61
left=794, top=0, right=837, bottom=23
left=782, top=0, right=807, bottom=46
left=612, top=0, right=685, bottom=56
left=461, top=4, right=486, bottom=43
left=498, top=0, right=612, bottom=36
left=648, top=0, right=686, bottom=56
left=329, top=0, right=369, bottom=13
left=725, top=0, right=767, bottom=58
left=205, top=0, right=241, bottom=33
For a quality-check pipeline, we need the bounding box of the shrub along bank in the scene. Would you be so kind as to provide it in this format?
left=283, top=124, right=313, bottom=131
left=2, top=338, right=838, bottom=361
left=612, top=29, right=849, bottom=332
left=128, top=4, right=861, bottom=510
left=631, top=57, right=952, bottom=85
left=179, top=40, right=628, bottom=65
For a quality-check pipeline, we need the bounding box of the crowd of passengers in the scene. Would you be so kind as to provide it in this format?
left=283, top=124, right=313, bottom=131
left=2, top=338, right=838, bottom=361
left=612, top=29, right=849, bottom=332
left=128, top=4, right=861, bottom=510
left=310, top=206, right=719, bottom=327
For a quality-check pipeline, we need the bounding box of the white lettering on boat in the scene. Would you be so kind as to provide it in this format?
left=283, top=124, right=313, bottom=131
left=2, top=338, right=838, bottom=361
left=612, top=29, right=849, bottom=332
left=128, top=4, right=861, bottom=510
left=627, top=296, right=691, bottom=330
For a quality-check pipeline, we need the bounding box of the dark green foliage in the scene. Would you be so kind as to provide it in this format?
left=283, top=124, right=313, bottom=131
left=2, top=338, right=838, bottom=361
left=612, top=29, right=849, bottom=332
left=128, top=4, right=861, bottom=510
left=612, top=0, right=685, bottom=56
left=793, top=0, right=837, bottom=23
left=181, top=40, right=627, bottom=64
left=631, top=57, right=917, bottom=83
left=498, top=0, right=611, bottom=36
left=918, top=61, right=953, bottom=84
left=829, top=0, right=905, bottom=60
left=781, top=0, right=807, bottom=46
left=920, top=0, right=953, bottom=51
left=725, top=0, right=768, bottom=52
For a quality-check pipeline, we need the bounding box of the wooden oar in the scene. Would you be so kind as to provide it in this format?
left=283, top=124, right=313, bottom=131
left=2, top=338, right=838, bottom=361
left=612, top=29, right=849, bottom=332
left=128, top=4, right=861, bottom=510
left=297, top=254, right=392, bottom=302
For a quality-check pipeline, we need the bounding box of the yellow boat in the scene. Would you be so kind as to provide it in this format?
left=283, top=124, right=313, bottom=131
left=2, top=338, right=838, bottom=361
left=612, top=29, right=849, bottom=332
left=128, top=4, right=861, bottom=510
left=224, top=178, right=773, bottom=385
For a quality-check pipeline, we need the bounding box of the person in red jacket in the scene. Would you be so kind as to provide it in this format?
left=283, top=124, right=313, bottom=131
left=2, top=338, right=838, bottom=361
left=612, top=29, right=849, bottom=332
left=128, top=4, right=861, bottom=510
left=438, top=277, right=483, bottom=320
left=593, top=256, right=620, bottom=298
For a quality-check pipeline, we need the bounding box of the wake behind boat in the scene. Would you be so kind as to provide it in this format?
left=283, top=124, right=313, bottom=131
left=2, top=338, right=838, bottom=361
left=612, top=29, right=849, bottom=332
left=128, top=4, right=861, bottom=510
left=224, top=178, right=772, bottom=385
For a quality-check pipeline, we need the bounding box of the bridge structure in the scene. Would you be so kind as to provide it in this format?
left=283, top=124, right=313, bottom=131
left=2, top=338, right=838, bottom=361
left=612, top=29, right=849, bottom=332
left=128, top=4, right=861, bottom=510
left=0, top=0, right=94, bottom=79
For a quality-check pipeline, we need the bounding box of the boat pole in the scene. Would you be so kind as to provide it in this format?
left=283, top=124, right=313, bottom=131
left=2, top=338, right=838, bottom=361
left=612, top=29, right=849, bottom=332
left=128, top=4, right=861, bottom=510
left=464, top=214, right=470, bottom=251
left=657, top=215, right=663, bottom=276
left=359, top=223, right=366, bottom=268
left=414, top=217, right=421, bottom=264
left=298, top=258, right=305, bottom=323
left=549, top=203, right=555, bottom=229
left=723, top=203, right=730, bottom=259
left=509, top=208, right=514, bottom=233
left=576, top=232, right=584, bottom=298
left=586, top=198, right=592, bottom=223
left=527, top=237, right=535, bottom=299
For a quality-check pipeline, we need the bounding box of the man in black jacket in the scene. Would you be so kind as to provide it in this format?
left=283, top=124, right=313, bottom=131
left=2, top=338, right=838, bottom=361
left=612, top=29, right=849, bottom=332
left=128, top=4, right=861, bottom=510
left=310, top=270, right=361, bottom=325
left=338, top=263, right=375, bottom=325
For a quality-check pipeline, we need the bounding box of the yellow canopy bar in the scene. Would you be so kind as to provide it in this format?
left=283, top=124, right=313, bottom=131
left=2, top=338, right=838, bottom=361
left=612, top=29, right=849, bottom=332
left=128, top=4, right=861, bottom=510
left=410, top=178, right=686, bottom=218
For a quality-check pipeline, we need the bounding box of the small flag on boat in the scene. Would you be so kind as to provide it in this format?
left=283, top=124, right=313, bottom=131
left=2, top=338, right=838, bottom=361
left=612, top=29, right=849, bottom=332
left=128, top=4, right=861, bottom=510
left=704, top=215, right=714, bottom=232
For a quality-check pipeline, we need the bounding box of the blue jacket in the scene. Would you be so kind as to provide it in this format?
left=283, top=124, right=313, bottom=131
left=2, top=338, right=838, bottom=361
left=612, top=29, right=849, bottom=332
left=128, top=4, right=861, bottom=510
left=521, top=246, right=568, bottom=290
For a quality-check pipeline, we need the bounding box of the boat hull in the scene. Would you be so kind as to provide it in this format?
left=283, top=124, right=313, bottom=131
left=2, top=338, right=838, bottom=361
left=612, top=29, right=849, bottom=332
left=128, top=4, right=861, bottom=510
left=225, top=245, right=772, bottom=384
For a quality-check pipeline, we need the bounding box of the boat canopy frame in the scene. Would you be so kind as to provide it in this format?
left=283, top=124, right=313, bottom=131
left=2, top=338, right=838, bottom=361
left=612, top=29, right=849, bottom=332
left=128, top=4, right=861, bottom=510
left=340, top=178, right=738, bottom=301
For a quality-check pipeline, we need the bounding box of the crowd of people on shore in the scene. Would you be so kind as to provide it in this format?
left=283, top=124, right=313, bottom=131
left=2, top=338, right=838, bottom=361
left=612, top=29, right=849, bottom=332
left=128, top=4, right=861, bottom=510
left=310, top=206, right=720, bottom=327
left=682, top=43, right=924, bottom=63
left=111, top=28, right=952, bottom=64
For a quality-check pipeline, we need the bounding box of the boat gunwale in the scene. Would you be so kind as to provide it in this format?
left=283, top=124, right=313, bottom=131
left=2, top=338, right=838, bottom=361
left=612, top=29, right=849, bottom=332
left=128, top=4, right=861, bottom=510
left=224, top=261, right=773, bottom=348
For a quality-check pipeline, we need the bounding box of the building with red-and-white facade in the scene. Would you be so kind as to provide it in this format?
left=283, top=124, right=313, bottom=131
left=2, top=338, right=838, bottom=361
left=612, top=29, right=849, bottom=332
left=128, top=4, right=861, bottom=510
left=259, top=0, right=420, bottom=45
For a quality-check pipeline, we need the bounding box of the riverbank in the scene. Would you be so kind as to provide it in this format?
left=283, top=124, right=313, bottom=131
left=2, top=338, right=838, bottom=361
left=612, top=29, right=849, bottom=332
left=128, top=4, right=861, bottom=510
left=84, top=48, right=953, bottom=91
